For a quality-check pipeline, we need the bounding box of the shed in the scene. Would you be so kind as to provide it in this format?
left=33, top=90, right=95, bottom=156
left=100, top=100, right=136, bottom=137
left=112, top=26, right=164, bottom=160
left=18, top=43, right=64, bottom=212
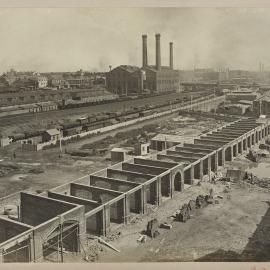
left=42, top=129, right=61, bottom=142
left=134, top=142, right=150, bottom=156
left=111, top=147, right=129, bottom=164
left=150, top=134, right=183, bottom=151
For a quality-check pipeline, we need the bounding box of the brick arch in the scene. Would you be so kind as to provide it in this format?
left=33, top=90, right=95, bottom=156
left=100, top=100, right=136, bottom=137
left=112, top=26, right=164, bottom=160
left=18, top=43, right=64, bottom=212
left=172, top=170, right=184, bottom=192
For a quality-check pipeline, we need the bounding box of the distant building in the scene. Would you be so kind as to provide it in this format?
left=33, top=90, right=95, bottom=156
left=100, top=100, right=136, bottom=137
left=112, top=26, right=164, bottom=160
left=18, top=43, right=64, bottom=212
left=106, top=65, right=141, bottom=96
left=216, top=104, right=251, bottom=115
left=64, top=70, right=93, bottom=89
left=225, top=91, right=258, bottom=103
left=150, top=134, right=184, bottom=151
left=253, top=95, right=270, bottom=116
left=106, top=34, right=180, bottom=95
left=48, top=74, right=69, bottom=89
left=42, top=129, right=61, bottom=142
left=35, top=76, right=48, bottom=88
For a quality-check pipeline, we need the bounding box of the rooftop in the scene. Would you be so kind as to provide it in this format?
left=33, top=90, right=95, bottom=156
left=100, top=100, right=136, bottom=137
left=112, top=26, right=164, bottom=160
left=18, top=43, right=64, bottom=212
left=151, top=133, right=184, bottom=143
left=45, top=129, right=60, bottom=136
left=118, top=65, right=140, bottom=73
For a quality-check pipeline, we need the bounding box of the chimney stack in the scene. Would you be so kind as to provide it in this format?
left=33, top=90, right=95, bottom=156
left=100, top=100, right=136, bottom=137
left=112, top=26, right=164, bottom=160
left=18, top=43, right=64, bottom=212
left=155, top=33, right=161, bottom=70
left=142, top=35, right=148, bottom=68
left=169, top=42, right=173, bottom=69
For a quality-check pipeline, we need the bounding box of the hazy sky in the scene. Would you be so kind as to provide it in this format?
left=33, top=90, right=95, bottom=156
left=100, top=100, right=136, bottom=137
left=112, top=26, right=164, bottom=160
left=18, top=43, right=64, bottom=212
left=0, top=8, right=270, bottom=73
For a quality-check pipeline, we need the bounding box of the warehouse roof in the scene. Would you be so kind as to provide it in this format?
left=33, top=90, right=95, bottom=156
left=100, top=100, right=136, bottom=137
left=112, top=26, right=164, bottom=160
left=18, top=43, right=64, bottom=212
left=118, top=65, right=140, bottom=73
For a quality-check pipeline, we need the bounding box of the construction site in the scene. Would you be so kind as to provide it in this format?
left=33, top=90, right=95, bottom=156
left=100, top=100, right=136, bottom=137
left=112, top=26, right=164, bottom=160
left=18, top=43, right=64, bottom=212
left=0, top=114, right=270, bottom=262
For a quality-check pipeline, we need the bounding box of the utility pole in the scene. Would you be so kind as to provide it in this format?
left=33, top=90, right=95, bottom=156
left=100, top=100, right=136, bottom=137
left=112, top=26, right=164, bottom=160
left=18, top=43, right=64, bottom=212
left=60, top=222, right=63, bottom=263
left=59, top=136, right=62, bottom=157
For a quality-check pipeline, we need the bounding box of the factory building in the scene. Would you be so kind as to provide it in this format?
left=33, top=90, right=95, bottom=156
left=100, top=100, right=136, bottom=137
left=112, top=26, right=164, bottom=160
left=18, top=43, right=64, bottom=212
left=106, top=34, right=180, bottom=95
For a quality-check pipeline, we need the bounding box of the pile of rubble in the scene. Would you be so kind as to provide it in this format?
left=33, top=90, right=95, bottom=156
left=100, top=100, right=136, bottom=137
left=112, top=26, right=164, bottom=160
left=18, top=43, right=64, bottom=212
left=84, top=238, right=104, bottom=262
left=175, top=189, right=218, bottom=222
left=86, top=243, right=103, bottom=262
left=246, top=149, right=259, bottom=162
left=104, top=231, right=121, bottom=242
left=146, top=218, right=160, bottom=238
left=243, top=172, right=270, bottom=189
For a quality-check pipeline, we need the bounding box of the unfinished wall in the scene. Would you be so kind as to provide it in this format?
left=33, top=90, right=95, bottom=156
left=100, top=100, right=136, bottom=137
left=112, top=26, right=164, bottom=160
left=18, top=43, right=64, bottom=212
left=107, top=169, right=152, bottom=183
left=70, top=184, right=121, bottom=203
left=20, top=193, right=75, bottom=226
left=48, top=192, right=99, bottom=213
left=0, top=218, right=31, bottom=243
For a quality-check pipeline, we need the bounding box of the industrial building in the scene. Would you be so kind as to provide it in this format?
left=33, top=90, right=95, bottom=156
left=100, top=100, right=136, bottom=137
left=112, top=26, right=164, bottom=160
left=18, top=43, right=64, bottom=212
left=106, top=34, right=180, bottom=95
left=0, top=117, right=269, bottom=262
left=253, top=94, right=270, bottom=116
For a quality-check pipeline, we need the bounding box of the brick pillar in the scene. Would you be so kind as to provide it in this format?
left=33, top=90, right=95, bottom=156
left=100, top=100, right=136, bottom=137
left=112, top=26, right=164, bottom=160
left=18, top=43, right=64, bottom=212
left=221, top=149, right=226, bottom=166
left=251, top=134, right=255, bottom=145
left=235, top=142, right=239, bottom=156
left=157, top=178, right=162, bottom=205
left=124, top=195, right=130, bottom=224
left=190, top=166, right=194, bottom=185
left=199, top=159, right=204, bottom=179
left=207, top=156, right=211, bottom=177
left=104, top=204, right=111, bottom=236
left=142, top=184, right=148, bottom=210
left=169, top=171, right=173, bottom=198
left=214, top=152, right=218, bottom=171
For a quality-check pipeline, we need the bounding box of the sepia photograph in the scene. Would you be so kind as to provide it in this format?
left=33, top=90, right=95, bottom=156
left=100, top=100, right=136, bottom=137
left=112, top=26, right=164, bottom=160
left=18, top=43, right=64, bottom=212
left=0, top=4, right=270, bottom=266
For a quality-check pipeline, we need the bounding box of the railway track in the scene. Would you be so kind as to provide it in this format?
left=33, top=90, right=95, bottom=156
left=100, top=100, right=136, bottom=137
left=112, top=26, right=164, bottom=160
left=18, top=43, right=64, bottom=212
left=0, top=92, right=198, bottom=128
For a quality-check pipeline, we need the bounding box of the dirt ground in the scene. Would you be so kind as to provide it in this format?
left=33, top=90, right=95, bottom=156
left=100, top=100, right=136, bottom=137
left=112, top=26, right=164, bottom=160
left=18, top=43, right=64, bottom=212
left=94, top=183, right=270, bottom=262
left=55, top=152, right=270, bottom=263
left=85, top=157, right=270, bottom=263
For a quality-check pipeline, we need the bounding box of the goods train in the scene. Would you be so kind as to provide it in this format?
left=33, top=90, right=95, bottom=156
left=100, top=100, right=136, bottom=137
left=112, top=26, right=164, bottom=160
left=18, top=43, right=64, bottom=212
left=9, top=91, right=213, bottom=142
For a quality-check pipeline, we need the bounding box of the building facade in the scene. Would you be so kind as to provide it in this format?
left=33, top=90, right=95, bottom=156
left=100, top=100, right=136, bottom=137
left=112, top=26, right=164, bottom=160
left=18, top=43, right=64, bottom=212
left=106, top=33, right=180, bottom=95
left=253, top=95, right=270, bottom=116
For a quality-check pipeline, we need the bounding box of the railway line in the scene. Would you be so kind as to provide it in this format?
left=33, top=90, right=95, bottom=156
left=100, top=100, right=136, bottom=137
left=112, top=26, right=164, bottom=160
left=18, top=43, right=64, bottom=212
left=0, top=91, right=210, bottom=128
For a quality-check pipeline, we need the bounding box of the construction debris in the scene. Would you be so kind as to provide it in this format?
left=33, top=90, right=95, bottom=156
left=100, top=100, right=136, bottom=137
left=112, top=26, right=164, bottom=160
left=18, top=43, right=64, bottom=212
left=188, top=200, right=196, bottom=211
left=196, top=195, right=208, bottom=208
left=146, top=219, right=159, bottom=238
left=243, top=172, right=270, bottom=189
left=160, top=222, right=172, bottom=230
left=176, top=203, right=191, bottom=222
left=105, top=231, right=121, bottom=242
left=137, top=235, right=147, bottom=243
left=246, top=149, right=259, bottom=162
left=98, top=237, right=120, bottom=253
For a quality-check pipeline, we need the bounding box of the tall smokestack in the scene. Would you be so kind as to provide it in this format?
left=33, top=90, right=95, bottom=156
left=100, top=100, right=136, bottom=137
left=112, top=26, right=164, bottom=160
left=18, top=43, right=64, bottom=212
left=169, top=42, right=173, bottom=69
left=142, top=34, right=148, bottom=68
left=155, top=33, right=161, bottom=70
